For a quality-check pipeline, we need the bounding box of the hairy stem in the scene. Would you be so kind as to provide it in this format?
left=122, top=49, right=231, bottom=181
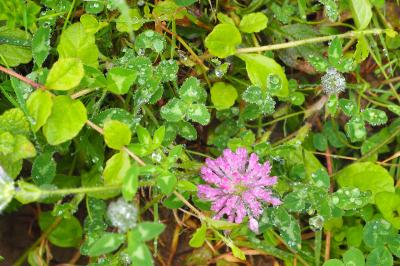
left=236, top=28, right=385, bottom=54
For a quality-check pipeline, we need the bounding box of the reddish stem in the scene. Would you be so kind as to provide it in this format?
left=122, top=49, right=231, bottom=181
left=0, top=65, right=45, bottom=90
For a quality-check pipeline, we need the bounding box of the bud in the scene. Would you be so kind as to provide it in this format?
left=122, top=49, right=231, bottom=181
left=321, top=67, right=346, bottom=95
left=107, top=198, right=138, bottom=232
left=0, top=166, right=15, bottom=213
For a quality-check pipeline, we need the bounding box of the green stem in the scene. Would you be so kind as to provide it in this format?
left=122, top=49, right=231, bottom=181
left=63, top=0, right=76, bottom=31
left=247, top=110, right=306, bottom=128
left=359, top=126, right=400, bottom=162
left=13, top=217, right=62, bottom=266
left=315, top=231, right=322, bottom=266
left=38, top=181, right=154, bottom=197
left=236, top=28, right=385, bottom=54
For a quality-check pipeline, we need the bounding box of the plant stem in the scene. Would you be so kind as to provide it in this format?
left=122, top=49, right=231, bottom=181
left=358, top=126, right=400, bottom=162
left=63, top=0, right=76, bottom=31
left=0, top=65, right=44, bottom=89
left=236, top=28, right=385, bottom=54
left=315, top=230, right=322, bottom=266
left=38, top=181, right=154, bottom=197
left=13, top=217, right=62, bottom=266
left=160, top=24, right=209, bottom=71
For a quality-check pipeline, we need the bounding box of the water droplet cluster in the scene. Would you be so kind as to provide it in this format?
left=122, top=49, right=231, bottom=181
left=321, top=67, right=346, bottom=95
left=107, top=198, right=138, bottom=232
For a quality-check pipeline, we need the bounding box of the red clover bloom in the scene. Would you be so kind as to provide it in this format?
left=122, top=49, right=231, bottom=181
left=198, top=148, right=281, bottom=233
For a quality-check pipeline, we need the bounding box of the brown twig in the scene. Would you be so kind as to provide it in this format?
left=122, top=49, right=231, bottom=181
left=160, top=24, right=209, bottom=71
left=166, top=224, right=181, bottom=266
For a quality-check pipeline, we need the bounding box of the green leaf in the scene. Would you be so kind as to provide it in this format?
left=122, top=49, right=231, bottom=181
left=103, top=120, right=132, bottom=150
left=345, top=116, right=366, bottom=142
left=11, top=135, right=36, bottom=161
left=127, top=242, right=153, bottom=266
left=331, top=188, right=370, bottom=210
left=45, top=58, right=84, bottom=91
left=80, top=14, right=104, bottom=34
left=131, top=222, right=166, bottom=242
left=349, top=0, right=373, bottom=29
left=354, top=36, right=369, bottom=63
left=271, top=208, right=302, bottom=250
left=157, top=171, right=177, bottom=194
left=362, top=108, right=388, bottom=126
left=308, top=54, right=329, bottom=72
left=211, top=82, right=238, bottom=110
left=239, top=12, right=268, bottom=33
left=205, top=24, right=242, bottom=58
left=0, top=108, right=30, bottom=136
left=346, top=224, right=364, bottom=247
left=375, top=192, right=400, bottom=229
left=116, top=9, right=144, bottom=32
left=179, top=77, right=206, bottom=103
left=187, top=104, right=210, bottom=125
left=177, top=121, right=197, bottom=140
left=135, top=30, right=166, bottom=54
left=136, top=125, right=152, bottom=145
left=0, top=27, right=32, bottom=67
left=43, top=96, right=88, bottom=145
left=93, top=108, right=137, bottom=130
left=339, top=98, right=357, bottom=117
left=189, top=223, right=207, bottom=248
left=15, top=181, right=41, bottom=204
left=32, top=152, right=56, bottom=185
left=163, top=191, right=189, bottom=209
left=0, top=132, right=14, bottom=155
left=313, top=133, right=328, bottom=151
left=366, top=247, right=393, bottom=266
left=152, top=126, right=165, bottom=148
left=388, top=235, right=400, bottom=258
left=328, top=37, right=342, bottom=67
left=289, top=91, right=305, bottom=106
left=363, top=219, right=396, bottom=248
left=87, top=232, right=125, bottom=256
left=122, top=164, right=140, bottom=201
left=84, top=0, right=104, bottom=13
left=319, top=0, right=339, bottom=21
left=57, top=22, right=99, bottom=67
left=237, top=54, right=289, bottom=97
left=32, top=26, right=51, bottom=66
left=227, top=242, right=246, bottom=260
left=335, top=162, right=394, bottom=202
left=242, top=85, right=276, bottom=115
left=103, top=151, right=131, bottom=186
left=107, top=67, right=137, bottom=95
left=161, top=98, right=185, bottom=122
left=217, top=12, right=235, bottom=25
left=153, top=0, right=186, bottom=20
left=38, top=212, right=82, bottom=248
left=175, top=0, right=197, bottom=6
left=27, top=90, right=53, bottom=132
left=343, top=247, right=365, bottom=266
left=155, top=59, right=178, bottom=82
left=323, top=259, right=345, bottom=266
left=177, top=180, right=198, bottom=192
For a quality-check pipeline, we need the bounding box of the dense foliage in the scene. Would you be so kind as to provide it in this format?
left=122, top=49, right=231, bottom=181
left=0, top=0, right=400, bottom=265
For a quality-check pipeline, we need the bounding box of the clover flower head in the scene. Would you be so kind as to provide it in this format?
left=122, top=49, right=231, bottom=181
left=0, top=166, right=15, bottom=213
left=198, top=148, right=281, bottom=233
left=107, top=198, right=138, bottom=233
left=321, top=67, right=346, bottom=95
